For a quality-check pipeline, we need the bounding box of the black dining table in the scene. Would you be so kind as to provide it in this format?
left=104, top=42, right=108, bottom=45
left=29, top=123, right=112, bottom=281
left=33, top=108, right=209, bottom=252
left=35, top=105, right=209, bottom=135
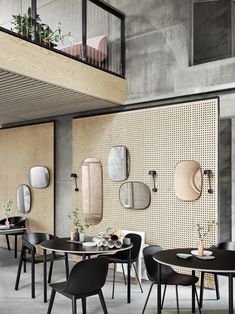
left=40, top=237, right=133, bottom=303
left=153, top=248, right=235, bottom=314
left=0, top=226, right=26, bottom=258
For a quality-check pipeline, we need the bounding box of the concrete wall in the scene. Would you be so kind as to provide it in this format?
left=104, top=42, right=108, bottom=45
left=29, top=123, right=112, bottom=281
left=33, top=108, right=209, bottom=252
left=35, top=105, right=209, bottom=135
left=110, top=0, right=235, bottom=103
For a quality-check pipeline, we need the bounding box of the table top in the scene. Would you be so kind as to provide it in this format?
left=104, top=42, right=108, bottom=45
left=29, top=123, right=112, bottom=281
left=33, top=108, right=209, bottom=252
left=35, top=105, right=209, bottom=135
left=40, top=237, right=133, bottom=255
left=153, top=248, right=235, bottom=273
left=0, top=226, right=26, bottom=235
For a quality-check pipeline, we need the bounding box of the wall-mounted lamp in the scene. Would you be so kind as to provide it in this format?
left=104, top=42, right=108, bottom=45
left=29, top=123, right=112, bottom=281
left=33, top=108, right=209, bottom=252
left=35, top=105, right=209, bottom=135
left=203, top=170, right=213, bottom=194
left=71, top=173, right=79, bottom=192
left=149, top=170, right=157, bottom=192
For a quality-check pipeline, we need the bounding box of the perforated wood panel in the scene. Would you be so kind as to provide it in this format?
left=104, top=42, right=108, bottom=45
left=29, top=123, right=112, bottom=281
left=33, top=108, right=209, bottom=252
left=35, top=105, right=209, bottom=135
left=0, top=123, right=54, bottom=249
left=72, top=99, right=218, bottom=250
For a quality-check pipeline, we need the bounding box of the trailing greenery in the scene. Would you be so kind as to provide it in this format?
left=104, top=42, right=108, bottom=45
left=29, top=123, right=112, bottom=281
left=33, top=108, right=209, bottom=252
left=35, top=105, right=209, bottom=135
left=11, top=7, right=72, bottom=46
left=68, top=208, right=90, bottom=233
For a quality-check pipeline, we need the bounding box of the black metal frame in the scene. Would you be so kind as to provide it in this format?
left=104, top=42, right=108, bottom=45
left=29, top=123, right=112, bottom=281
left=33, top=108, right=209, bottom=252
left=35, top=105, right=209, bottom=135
left=18, top=0, right=126, bottom=77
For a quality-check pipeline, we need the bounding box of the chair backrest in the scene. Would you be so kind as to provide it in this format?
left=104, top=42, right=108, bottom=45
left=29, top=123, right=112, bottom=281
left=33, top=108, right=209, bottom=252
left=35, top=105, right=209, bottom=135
left=23, top=232, right=54, bottom=246
left=143, top=245, right=175, bottom=282
left=0, top=216, right=26, bottom=227
left=127, top=233, right=142, bottom=261
left=217, top=241, right=235, bottom=251
left=64, top=257, right=109, bottom=295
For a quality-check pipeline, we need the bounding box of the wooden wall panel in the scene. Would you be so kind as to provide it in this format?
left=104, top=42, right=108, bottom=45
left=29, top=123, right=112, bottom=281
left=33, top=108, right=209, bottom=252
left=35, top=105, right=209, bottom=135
left=0, top=122, right=54, bottom=249
left=72, top=99, right=218, bottom=251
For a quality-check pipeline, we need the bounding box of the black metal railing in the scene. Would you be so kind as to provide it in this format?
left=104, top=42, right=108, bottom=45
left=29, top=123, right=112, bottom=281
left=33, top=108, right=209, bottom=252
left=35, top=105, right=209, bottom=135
left=0, top=0, right=125, bottom=78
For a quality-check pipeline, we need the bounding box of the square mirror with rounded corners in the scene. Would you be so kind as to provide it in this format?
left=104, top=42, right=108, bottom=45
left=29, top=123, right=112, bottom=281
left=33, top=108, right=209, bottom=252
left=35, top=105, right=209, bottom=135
left=28, top=166, right=50, bottom=189
left=119, top=181, right=151, bottom=209
left=174, top=160, right=202, bottom=201
left=108, top=146, right=129, bottom=181
left=16, top=184, right=31, bottom=213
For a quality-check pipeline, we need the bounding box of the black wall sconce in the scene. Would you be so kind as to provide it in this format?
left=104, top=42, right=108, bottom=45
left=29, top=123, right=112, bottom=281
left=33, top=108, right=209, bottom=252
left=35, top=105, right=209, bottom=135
left=203, top=170, right=213, bottom=194
left=71, top=173, right=79, bottom=192
left=149, top=170, right=157, bottom=192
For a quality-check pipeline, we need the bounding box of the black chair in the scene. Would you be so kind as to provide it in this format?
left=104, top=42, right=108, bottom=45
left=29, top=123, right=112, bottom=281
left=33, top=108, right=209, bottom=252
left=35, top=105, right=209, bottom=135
left=47, top=256, right=109, bottom=314
left=142, top=245, right=201, bottom=314
left=199, top=241, right=235, bottom=308
left=0, top=216, right=27, bottom=258
left=15, top=232, right=69, bottom=299
left=103, top=232, right=143, bottom=298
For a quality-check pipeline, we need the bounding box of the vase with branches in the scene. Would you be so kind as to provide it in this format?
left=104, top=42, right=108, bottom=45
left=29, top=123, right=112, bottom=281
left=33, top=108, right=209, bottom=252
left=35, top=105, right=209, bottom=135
left=3, top=199, right=13, bottom=228
left=68, top=208, right=90, bottom=242
left=196, top=219, right=216, bottom=256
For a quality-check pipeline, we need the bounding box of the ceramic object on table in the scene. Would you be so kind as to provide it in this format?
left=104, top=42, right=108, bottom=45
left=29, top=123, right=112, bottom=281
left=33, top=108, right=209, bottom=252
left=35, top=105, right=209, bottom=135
left=197, top=240, right=204, bottom=256
left=191, top=249, right=213, bottom=256
left=79, top=232, right=86, bottom=243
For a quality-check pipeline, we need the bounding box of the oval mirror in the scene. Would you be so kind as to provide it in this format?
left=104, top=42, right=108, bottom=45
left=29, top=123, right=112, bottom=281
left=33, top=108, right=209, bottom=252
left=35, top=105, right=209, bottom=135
left=119, top=181, right=151, bottom=209
left=108, top=146, right=129, bottom=181
left=16, top=184, right=31, bottom=213
left=28, top=166, right=50, bottom=188
left=174, top=160, right=202, bottom=201
left=82, top=158, right=103, bottom=224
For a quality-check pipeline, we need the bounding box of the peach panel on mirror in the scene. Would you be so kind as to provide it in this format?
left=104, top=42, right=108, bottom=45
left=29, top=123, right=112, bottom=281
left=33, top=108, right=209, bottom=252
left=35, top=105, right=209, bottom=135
left=174, top=160, right=202, bottom=201
left=82, top=158, right=103, bottom=224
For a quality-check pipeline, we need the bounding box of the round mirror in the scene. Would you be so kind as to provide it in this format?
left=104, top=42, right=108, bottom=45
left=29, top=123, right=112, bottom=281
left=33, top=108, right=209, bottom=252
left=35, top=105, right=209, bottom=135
left=119, top=181, right=151, bottom=209
left=108, top=146, right=129, bottom=181
left=16, top=184, right=31, bottom=213
left=174, top=160, right=202, bottom=201
left=28, top=166, right=50, bottom=188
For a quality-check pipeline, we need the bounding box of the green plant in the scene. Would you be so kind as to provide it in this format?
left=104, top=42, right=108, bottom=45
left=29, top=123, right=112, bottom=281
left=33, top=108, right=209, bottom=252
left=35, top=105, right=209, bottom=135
left=196, top=220, right=217, bottom=240
left=3, top=199, right=13, bottom=218
left=68, top=208, right=90, bottom=233
left=11, top=7, right=72, bottom=46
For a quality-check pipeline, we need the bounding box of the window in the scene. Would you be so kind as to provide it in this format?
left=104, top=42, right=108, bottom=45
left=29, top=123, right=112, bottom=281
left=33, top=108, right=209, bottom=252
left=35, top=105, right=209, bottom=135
left=192, top=0, right=233, bottom=65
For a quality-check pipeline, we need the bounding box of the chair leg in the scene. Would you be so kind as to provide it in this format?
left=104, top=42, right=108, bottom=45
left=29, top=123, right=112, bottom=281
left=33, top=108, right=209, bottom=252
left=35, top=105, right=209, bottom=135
left=214, top=274, right=220, bottom=300
left=65, top=253, right=69, bottom=280
left=14, top=235, right=17, bottom=258
left=99, top=290, right=108, bottom=314
left=23, top=249, right=27, bottom=273
left=112, top=263, right=116, bottom=299
left=15, top=246, right=24, bottom=290
left=5, top=235, right=10, bottom=250
left=31, top=251, right=35, bottom=298
left=72, top=296, right=77, bottom=314
left=121, top=263, right=126, bottom=285
left=133, top=262, right=143, bottom=293
left=81, top=298, right=86, bottom=314
left=142, top=282, right=154, bottom=314
left=161, top=284, right=167, bottom=309
left=48, top=261, right=54, bottom=284
left=199, top=272, right=205, bottom=308
left=175, top=285, right=179, bottom=314
left=47, top=289, right=56, bottom=314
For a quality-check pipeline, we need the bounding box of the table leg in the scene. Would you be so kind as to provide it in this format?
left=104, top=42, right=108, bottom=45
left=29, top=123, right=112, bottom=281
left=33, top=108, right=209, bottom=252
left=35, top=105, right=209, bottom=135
left=229, top=273, right=233, bottom=314
left=192, top=270, right=195, bottom=313
left=43, top=249, right=47, bottom=303
left=157, top=263, right=161, bottom=314
left=127, top=247, right=131, bottom=303
left=14, top=235, right=17, bottom=258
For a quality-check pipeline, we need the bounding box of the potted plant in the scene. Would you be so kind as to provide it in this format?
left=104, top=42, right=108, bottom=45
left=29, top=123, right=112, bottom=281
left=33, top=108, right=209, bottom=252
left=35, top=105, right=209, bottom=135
left=3, top=199, right=13, bottom=228
left=196, top=219, right=216, bottom=256
left=11, top=7, right=72, bottom=47
left=68, top=208, right=90, bottom=242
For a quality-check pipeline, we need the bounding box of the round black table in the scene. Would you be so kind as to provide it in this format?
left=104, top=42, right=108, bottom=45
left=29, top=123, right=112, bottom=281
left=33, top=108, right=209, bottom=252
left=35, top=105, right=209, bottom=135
left=153, top=248, right=235, bottom=314
left=40, top=237, right=133, bottom=303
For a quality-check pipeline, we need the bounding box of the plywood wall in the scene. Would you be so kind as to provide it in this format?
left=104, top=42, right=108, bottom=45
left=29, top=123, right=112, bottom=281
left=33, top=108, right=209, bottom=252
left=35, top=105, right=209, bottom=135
left=72, top=99, right=218, bottom=249
left=0, top=122, right=54, bottom=249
